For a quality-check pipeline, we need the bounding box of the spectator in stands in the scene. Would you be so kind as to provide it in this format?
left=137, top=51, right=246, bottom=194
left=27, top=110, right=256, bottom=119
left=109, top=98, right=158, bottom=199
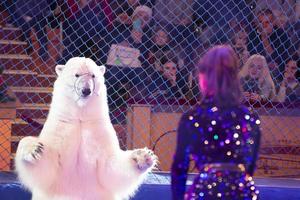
left=193, top=0, right=254, bottom=45
left=110, top=4, right=153, bottom=42
left=255, top=0, right=297, bottom=22
left=110, top=0, right=139, bottom=38
left=296, top=0, right=300, bottom=20
left=289, top=12, right=300, bottom=58
left=111, top=0, right=139, bottom=25
left=239, top=54, right=276, bottom=102
left=131, top=5, right=153, bottom=31
left=275, top=56, right=300, bottom=103
left=105, top=5, right=154, bottom=102
left=57, top=0, right=110, bottom=64
left=0, top=67, right=15, bottom=103
left=146, top=25, right=171, bottom=74
left=108, top=5, right=153, bottom=68
left=232, top=29, right=250, bottom=70
left=272, top=9, right=298, bottom=55
left=154, top=0, right=194, bottom=26
left=273, top=9, right=289, bottom=29
left=148, top=52, right=183, bottom=100
left=248, top=9, right=292, bottom=83
left=1, top=0, right=20, bottom=27
left=12, top=0, right=56, bottom=61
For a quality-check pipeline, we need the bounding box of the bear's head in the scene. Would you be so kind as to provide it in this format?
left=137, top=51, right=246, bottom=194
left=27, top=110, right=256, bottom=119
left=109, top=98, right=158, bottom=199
left=50, top=57, right=109, bottom=121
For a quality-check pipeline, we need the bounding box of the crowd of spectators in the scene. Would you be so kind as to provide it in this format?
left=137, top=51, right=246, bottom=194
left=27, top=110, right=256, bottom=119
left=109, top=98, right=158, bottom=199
left=0, top=0, right=299, bottom=106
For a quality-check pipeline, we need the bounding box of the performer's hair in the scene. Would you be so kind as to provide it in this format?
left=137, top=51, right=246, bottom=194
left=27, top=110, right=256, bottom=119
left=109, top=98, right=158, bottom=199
left=197, top=45, right=241, bottom=107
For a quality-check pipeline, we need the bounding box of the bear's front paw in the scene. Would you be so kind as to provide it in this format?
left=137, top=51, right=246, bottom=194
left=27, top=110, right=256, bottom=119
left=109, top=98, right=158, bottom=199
left=132, top=148, right=158, bottom=172
left=21, top=142, right=44, bottom=164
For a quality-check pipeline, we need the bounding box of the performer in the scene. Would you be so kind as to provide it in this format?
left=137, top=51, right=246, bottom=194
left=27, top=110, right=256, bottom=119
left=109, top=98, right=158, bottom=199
left=171, top=45, right=261, bottom=200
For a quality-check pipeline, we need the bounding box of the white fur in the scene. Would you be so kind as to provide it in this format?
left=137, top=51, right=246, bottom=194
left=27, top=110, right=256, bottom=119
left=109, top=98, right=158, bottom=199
left=15, top=57, right=157, bottom=200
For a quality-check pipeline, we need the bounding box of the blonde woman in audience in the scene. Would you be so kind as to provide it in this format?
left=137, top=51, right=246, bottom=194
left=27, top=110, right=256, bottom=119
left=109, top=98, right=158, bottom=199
left=239, top=54, right=276, bottom=101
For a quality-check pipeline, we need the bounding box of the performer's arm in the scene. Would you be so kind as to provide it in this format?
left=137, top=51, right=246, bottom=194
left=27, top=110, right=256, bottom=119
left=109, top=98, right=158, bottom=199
left=248, top=114, right=261, bottom=176
left=171, top=114, right=191, bottom=200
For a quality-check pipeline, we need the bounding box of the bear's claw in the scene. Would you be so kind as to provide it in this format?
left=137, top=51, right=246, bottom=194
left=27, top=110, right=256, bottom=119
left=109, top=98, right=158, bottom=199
left=22, top=142, right=44, bottom=164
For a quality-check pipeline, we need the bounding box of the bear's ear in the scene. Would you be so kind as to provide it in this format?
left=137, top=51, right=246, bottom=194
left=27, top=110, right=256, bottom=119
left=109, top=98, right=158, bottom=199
left=55, top=65, right=65, bottom=76
left=98, top=65, right=106, bottom=75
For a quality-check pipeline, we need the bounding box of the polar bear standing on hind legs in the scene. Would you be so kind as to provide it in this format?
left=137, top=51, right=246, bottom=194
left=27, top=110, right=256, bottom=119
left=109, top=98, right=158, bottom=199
left=15, top=57, right=158, bottom=200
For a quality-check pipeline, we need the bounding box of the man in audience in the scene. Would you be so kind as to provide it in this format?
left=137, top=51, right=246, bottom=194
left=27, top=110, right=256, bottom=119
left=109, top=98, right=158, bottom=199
left=248, top=9, right=292, bottom=84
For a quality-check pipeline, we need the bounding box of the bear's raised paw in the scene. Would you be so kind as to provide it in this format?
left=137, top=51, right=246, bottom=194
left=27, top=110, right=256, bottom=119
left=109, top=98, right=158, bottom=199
left=132, top=148, right=158, bottom=172
left=21, top=142, right=44, bottom=164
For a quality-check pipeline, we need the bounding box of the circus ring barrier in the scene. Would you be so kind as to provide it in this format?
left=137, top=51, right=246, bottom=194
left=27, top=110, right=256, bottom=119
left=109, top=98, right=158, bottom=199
left=127, top=101, right=300, bottom=177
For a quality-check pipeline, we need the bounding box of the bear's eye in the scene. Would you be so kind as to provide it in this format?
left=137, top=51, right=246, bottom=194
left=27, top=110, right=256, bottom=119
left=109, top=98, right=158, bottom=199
left=75, top=74, right=80, bottom=78
left=91, top=74, right=95, bottom=78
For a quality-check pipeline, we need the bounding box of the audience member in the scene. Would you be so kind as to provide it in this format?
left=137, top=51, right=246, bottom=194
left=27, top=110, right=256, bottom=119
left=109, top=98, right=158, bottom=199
left=148, top=52, right=183, bottom=100
left=146, top=25, right=171, bottom=74
left=154, top=0, right=195, bottom=26
left=248, top=9, right=292, bottom=82
left=1, top=0, right=20, bottom=27
left=0, top=67, right=15, bottom=103
left=273, top=9, right=289, bottom=29
left=296, top=0, right=300, bottom=20
left=13, top=0, right=56, bottom=61
left=111, top=0, right=139, bottom=25
left=110, top=0, right=139, bottom=37
left=57, top=0, right=110, bottom=64
left=105, top=5, right=154, bottom=103
left=184, top=69, right=201, bottom=102
left=232, top=29, right=250, bottom=69
left=289, top=18, right=300, bottom=56
left=275, top=57, right=300, bottom=103
left=239, top=54, right=276, bottom=102
left=255, top=0, right=297, bottom=22
left=193, top=0, right=254, bottom=45
left=110, top=4, right=153, bottom=43
left=109, top=5, right=153, bottom=66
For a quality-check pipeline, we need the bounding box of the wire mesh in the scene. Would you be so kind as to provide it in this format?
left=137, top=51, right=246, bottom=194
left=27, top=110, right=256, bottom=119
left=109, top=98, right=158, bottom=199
left=0, top=0, right=299, bottom=180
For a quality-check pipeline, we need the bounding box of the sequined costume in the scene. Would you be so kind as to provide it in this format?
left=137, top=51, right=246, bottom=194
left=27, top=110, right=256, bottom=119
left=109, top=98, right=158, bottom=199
left=171, top=99, right=261, bottom=200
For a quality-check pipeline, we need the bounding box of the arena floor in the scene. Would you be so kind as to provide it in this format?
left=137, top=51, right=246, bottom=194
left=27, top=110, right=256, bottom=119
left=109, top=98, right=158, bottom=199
left=1, top=172, right=300, bottom=200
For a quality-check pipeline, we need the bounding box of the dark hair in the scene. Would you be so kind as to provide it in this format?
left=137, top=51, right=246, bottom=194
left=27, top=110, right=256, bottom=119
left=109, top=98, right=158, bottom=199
left=159, top=52, right=178, bottom=66
left=257, top=8, right=273, bottom=17
left=197, top=45, right=242, bottom=107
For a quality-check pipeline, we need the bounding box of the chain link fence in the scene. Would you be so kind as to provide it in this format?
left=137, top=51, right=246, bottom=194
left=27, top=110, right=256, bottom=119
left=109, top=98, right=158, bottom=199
left=0, top=0, right=299, bottom=179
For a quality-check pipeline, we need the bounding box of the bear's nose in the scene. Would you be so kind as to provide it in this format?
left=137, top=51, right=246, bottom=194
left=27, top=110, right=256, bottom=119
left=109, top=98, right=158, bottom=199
left=82, top=88, right=91, bottom=97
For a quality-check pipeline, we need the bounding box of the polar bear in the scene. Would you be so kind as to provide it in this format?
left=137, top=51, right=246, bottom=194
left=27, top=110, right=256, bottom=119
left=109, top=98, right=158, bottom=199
left=15, top=57, right=158, bottom=200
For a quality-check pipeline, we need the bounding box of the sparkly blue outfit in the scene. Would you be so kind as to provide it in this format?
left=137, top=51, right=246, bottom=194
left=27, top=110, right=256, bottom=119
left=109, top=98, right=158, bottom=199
left=171, top=99, right=261, bottom=200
